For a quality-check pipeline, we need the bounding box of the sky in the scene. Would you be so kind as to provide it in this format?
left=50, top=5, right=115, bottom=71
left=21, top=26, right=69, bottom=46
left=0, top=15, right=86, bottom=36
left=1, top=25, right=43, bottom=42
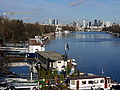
left=0, top=0, right=120, bottom=24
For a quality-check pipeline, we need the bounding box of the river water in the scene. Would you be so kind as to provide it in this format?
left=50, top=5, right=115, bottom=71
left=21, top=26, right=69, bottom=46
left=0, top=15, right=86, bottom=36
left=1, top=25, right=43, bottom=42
left=46, top=31, right=120, bottom=82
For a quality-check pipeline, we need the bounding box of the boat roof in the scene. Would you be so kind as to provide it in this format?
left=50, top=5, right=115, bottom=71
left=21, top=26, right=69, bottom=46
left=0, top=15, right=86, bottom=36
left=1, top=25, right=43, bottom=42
left=28, top=39, right=43, bottom=46
left=69, top=76, right=106, bottom=80
left=37, top=51, right=65, bottom=61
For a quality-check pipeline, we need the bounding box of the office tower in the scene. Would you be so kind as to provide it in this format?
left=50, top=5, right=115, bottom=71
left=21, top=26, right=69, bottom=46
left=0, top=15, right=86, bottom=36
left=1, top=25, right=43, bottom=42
left=56, top=19, right=59, bottom=25
left=48, top=18, right=52, bottom=25
left=94, top=19, right=98, bottom=26
left=88, top=21, right=92, bottom=27
left=83, top=20, right=86, bottom=28
left=102, top=20, right=106, bottom=27
left=52, top=19, right=56, bottom=25
left=52, top=19, right=59, bottom=25
left=106, top=21, right=111, bottom=27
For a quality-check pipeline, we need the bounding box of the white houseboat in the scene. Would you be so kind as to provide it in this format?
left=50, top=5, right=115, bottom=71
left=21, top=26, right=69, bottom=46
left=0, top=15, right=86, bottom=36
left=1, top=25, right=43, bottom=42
left=69, top=76, right=112, bottom=90
left=36, top=51, right=77, bottom=72
left=27, top=36, right=45, bottom=58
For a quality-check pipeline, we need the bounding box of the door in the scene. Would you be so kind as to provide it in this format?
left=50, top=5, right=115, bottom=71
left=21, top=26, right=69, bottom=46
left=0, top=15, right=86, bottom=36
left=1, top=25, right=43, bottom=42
left=76, top=80, right=79, bottom=90
left=104, top=78, right=108, bottom=88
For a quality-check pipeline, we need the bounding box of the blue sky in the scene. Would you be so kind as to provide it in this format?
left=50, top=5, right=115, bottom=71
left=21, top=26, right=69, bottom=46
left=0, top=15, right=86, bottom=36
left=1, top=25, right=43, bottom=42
left=0, top=0, right=120, bottom=23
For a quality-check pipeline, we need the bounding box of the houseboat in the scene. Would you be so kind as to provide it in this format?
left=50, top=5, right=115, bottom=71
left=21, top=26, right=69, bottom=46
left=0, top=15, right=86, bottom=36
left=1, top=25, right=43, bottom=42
left=27, top=36, right=45, bottom=58
left=35, top=51, right=77, bottom=72
left=69, top=76, right=112, bottom=90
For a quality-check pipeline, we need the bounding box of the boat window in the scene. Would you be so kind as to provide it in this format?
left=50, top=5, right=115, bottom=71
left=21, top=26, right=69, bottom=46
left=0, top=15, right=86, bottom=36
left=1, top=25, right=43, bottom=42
left=100, top=79, right=104, bottom=83
left=94, top=80, right=98, bottom=84
left=82, top=81, right=86, bottom=84
left=71, top=80, right=75, bottom=85
left=88, top=81, right=93, bottom=84
left=108, top=78, right=111, bottom=83
left=35, top=49, right=38, bottom=52
left=58, top=61, right=61, bottom=63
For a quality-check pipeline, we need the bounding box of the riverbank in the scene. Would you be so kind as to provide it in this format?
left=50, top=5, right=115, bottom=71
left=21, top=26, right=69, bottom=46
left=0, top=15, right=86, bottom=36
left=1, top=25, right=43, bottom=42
left=105, top=31, right=120, bottom=37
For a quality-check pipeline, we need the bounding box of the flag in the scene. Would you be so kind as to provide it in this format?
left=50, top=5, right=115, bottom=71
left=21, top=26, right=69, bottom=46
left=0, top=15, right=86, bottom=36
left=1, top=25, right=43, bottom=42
left=65, top=43, right=69, bottom=51
left=102, top=69, right=104, bottom=76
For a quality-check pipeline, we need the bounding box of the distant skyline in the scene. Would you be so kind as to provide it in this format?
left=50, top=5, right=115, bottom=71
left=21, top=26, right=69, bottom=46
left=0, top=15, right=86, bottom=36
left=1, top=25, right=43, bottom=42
left=0, top=0, right=120, bottom=24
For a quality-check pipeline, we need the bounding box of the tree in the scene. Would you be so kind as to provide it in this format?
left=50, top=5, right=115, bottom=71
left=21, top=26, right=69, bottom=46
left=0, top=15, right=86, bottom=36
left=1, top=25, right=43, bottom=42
left=102, top=25, right=120, bottom=34
left=0, top=16, right=56, bottom=42
left=62, top=25, right=76, bottom=31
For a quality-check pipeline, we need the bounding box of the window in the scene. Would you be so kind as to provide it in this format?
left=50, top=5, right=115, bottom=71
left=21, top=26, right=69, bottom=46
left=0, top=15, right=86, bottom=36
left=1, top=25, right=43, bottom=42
left=58, top=61, right=61, bottom=63
left=94, top=80, right=98, bottom=84
left=100, top=79, right=104, bottom=83
left=71, top=80, right=75, bottom=85
left=35, top=49, right=38, bottom=52
left=82, top=81, right=86, bottom=84
left=88, top=81, right=93, bottom=84
left=108, top=79, right=111, bottom=83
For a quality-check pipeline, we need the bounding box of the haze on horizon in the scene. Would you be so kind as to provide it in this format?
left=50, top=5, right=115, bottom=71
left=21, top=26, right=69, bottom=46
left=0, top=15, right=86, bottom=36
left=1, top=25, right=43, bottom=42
left=0, top=0, right=120, bottom=24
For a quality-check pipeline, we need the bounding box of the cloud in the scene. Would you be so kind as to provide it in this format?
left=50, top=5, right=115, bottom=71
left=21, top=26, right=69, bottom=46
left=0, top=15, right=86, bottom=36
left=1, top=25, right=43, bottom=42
left=70, top=0, right=85, bottom=7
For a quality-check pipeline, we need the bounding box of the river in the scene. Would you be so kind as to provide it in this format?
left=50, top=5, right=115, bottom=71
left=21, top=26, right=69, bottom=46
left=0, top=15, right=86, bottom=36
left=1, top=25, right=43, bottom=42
left=46, top=31, right=120, bottom=82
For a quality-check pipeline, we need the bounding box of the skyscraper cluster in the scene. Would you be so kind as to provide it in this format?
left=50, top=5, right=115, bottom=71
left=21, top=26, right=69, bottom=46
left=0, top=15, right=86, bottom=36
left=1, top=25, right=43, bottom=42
left=43, top=18, right=59, bottom=25
left=71, top=19, right=112, bottom=28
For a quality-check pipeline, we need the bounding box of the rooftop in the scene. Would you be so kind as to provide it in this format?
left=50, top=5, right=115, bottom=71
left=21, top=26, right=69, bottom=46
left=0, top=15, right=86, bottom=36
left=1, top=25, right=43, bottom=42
left=37, top=51, right=65, bottom=61
left=69, top=76, right=107, bottom=80
left=28, top=39, right=43, bottom=46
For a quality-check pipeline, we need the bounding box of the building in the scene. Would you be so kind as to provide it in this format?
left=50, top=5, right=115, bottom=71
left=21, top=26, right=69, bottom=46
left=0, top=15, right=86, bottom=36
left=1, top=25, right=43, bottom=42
left=88, top=21, right=92, bottom=27
left=52, top=19, right=59, bottom=25
left=27, top=36, right=45, bottom=58
left=36, top=51, right=67, bottom=71
left=94, top=19, right=98, bottom=26
left=36, top=51, right=77, bottom=72
left=83, top=20, right=86, bottom=28
left=69, top=76, right=112, bottom=90
left=98, top=20, right=103, bottom=27
left=48, top=18, right=52, bottom=25
left=106, top=21, right=111, bottom=27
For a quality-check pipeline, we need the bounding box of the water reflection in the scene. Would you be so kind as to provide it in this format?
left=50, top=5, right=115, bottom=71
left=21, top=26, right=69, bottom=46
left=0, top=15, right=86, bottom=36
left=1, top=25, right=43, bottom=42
left=46, top=31, right=120, bottom=82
